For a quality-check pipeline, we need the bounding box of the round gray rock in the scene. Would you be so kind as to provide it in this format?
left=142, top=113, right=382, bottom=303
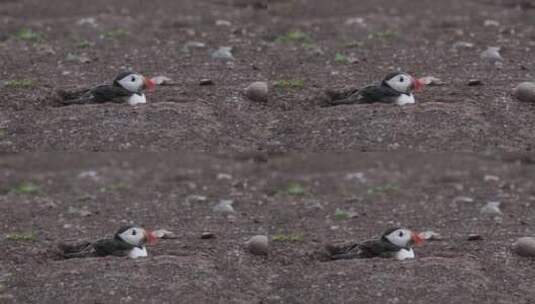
left=244, top=81, right=268, bottom=102
left=245, top=235, right=269, bottom=256
left=512, top=237, right=535, bottom=257
left=513, top=82, right=535, bottom=103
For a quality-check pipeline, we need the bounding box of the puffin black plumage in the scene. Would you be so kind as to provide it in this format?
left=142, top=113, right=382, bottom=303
left=325, top=227, right=424, bottom=261
left=323, top=72, right=425, bottom=106
left=57, top=71, right=156, bottom=106
left=59, top=225, right=158, bottom=259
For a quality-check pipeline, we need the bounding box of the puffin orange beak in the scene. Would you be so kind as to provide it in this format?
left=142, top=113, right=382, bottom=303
left=411, top=232, right=424, bottom=246
left=411, top=77, right=425, bottom=92
left=143, top=77, right=156, bottom=92
left=144, top=230, right=158, bottom=246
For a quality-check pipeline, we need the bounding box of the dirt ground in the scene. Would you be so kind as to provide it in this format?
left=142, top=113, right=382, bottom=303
left=1, top=0, right=535, bottom=151
left=1, top=153, right=535, bottom=303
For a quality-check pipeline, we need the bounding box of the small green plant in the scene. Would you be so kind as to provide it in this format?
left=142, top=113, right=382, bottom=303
left=100, top=182, right=128, bottom=192
left=15, top=28, right=44, bottom=42
left=12, top=182, right=40, bottom=194
left=101, top=29, right=128, bottom=40
left=334, top=52, right=349, bottom=64
left=334, top=208, right=351, bottom=220
left=274, top=79, right=305, bottom=90
left=6, top=232, right=37, bottom=241
left=75, top=39, right=94, bottom=49
left=286, top=182, right=305, bottom=195
left=272, top=233, right=304, bottom=242
left=4, top=79, right=35, bottom=89
left=342, top=40, right=364, bottom=48
left=367, top=183, right=400, bottom=195
left=275, top=30, right=313, bottom=44
left=368, top=30, right=397, bottom=40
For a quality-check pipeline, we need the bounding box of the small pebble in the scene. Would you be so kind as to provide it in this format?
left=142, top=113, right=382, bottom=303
left=245, top=235, right=269, bottom=256
left=513, top=82, right=535, bottom=103
left=215, top=20, right=231, bottom=27
left=452, top=196, right=475, bottom=204
left=452, top=41, right=475, bottom=50
left=468, top=79, right=483, bottom=86
left=467, top=234, right=483, bottom=241
left=67, top=206, right=92, bottom=217
left=201, top=232, right=216, bottom=239
left=211, top=46, right=234, bottom=61
left=512, top=237, right=535, bottom=257
left=480, top=201, right=502, bottom=216
left=213, top=199, right=235, bottom=214
left=199, top=78, right=214, bottom=86
left=244, top=81, right=268, bottom=102
left=484, top=20, right=500, bottom=27
left=480, top=47, right=503, bottom=63
left=483, top=175, right=500, bottom=182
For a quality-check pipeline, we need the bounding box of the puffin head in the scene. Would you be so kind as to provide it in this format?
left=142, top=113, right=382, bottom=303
left=382, top=72, right=424, bottom=94
left=382, top=227, right=424, bottom=248
left=113, top=71, right=156, bottom=93
left=115, top=225, right=158, bottom=247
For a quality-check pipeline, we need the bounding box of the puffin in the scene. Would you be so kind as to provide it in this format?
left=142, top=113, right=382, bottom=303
left=325, top=227, right=424, bottom=261
left=57, top=71, right=156, bottom=106
left=59, top=225, right=158, bottom=259
left=323, top=72, right=425, bottom=106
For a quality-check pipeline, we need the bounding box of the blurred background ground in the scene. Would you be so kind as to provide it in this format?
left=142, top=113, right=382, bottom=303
left=1, top=0, right=535, bottom=151
left=1, top=153, right=535, bottom=303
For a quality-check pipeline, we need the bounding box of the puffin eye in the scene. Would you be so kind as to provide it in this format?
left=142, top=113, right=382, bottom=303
left=132, top=229, right=137, bottom=236
left=131, top=76, right=136, bottom=82
left=398, top=231, right=404, bottom=237
left=399, top=76, right=404, bottom=82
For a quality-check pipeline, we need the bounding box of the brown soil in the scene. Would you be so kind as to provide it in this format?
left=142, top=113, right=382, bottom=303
left=1, top=0, right=535, bottom=151
left=1, top=153, right=535, bottom=303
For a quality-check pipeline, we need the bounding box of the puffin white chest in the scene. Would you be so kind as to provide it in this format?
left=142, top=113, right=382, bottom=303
left=127, top=93, right=147, bottom=106
left=395, top=248, right=415, bottom=260
left=394, top=93, right=415, bottom=106
left=128, top=246, right=148, bottom=259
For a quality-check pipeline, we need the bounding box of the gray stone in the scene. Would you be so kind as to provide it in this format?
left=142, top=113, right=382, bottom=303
left=480, top=201, right=502, bottom=216
left=512, top=237, right=535, bottom=257
left=467, top=79, right=483, bottom=86
left=213, top=199, right=235, bottom=214
left=467, top=234, right=483, bottom=241
left=201, top=232, right=216, bottom=239
left=211, top=47, right=234, bottom=61
left=246, top=235, right=269, bottom=256
left=199, top=78, right=214, bottom=86
left=480, top=47, right=503, bottom=62
left=513, top=82, right=535, bottom=103
left=244, top=81, right=268, bottom=102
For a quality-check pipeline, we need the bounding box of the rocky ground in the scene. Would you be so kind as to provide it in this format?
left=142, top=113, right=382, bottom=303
left=1, top=153, right=535, bottom=303
left=1, top=0, right=535, bottom=151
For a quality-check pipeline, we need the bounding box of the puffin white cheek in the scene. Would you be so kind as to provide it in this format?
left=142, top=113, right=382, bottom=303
left=118, top=78, right=143, bottom=92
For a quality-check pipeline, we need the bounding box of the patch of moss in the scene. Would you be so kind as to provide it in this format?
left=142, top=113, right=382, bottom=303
left=274, top=79, right=305, bottom=90
left=272, top=233, right=304, bottom=242
left=6, top=232, right=37, bottom=241
left=4, top=79, right=35, bottom=89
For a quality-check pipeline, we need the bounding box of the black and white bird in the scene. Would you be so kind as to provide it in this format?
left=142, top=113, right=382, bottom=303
left=325, top=227, right=424, bottom=261
left=323, top=72, right=425, bottom=106
left=59, top=225, right=158, bottom=259
left=57, top=71, right=156, bottom=106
